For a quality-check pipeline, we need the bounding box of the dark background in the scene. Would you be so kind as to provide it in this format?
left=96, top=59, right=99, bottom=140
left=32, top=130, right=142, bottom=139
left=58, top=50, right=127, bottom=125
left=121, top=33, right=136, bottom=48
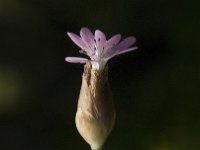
left=0, top=0, right=200, bottom=150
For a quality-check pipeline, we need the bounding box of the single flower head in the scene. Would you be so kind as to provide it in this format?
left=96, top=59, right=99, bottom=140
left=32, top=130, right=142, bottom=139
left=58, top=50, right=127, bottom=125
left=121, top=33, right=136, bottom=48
left=65, top=27, right=137, bottom=70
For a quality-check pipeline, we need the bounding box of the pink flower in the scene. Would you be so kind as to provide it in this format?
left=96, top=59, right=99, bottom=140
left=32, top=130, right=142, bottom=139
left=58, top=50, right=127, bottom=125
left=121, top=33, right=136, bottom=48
left=65, top=27, right=137, bottom=70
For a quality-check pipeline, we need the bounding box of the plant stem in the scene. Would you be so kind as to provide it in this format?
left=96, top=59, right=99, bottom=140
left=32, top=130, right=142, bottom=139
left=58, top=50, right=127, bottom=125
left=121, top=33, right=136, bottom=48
left=92, top=148, right=102, bottom=150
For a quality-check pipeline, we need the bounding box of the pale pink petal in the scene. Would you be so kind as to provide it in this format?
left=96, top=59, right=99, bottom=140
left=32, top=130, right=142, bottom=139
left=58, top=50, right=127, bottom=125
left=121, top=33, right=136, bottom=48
left=117, top=46, right=138, bottom=55
left=106, top=36, right=136, bottom=58
left=67, top=32, right=88, bottom=50
left=104, top=34, right=121, bottom=50
left=80, top=27, right=95, bottom=49
left=113, top=36, right=136, bottom=51
left=95, top=29, right=106, bottom=49
left=105, top=47, right=138, bottom=60
left=65, top=57, right=89, bottom=63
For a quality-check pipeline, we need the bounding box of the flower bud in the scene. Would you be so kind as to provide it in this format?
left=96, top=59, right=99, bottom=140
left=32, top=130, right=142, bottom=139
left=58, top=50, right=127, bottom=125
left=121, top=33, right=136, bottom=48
left=75, top=62, right=116, bottom=150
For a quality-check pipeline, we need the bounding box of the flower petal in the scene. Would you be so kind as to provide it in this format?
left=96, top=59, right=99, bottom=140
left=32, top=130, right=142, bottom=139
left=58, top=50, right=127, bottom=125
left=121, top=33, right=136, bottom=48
left=106, top=47, right=138, bottom=60
left=95, top=29, right=106, bottom=49
left=113, top=36, right=136, bottom=52
left=80, top=27, right=95, bottom=49
left=104, top=34, right=121, bottom=50
left=67, top=32, right=88, bottom=50
left=117, top=46, right=138, bottom=55
left=105, top=36, right=136, bottom=58
left=65, top=57, right=89, bottom=63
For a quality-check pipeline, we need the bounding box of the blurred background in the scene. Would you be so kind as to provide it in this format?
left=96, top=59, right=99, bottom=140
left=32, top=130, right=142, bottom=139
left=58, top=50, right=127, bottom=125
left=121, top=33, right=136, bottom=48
left=0, top=0, right=199, bottom=150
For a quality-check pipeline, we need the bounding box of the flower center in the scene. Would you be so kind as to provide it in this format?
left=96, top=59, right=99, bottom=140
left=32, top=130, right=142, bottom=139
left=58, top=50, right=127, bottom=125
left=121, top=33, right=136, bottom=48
left=94, top=47, right=105, bottom=59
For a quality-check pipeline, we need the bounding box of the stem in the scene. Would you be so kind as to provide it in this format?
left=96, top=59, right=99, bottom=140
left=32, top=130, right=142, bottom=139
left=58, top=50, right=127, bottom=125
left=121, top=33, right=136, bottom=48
left=92, top=148, right=102, bottom=150
left=91, top=145, right=103, bottom=150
